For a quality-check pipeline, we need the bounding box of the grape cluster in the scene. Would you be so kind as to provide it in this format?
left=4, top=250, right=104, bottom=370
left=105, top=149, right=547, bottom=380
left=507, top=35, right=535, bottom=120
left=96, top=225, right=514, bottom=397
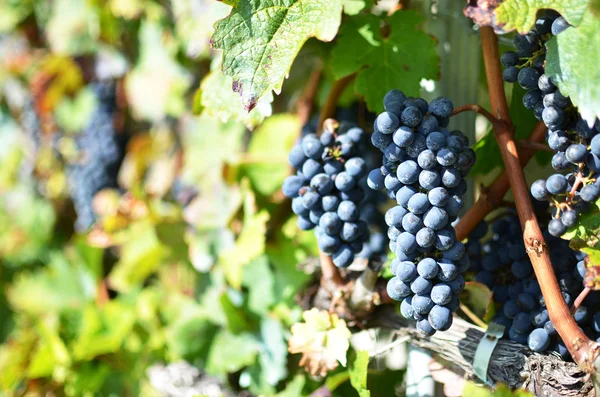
left=368, top=90, right=476, bottom=335
left=67, top=81, right=125, bottom=231
left=501, top=13, right=600, bottom=236
left=283, top=123, right=388, bottom=268
left=468, top=213, right=600, bottom=356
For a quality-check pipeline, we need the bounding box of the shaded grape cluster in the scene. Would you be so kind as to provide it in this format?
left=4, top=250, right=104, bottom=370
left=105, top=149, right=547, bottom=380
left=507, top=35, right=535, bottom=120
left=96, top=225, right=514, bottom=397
left=500, top=13, right=600, bottom=237
left=368, top=90, right=475, bottom=335
left=67, top=81, right=125, bottom=231
left=467, top=213, right=600, bottom=356
left=283, top=123, right=388, bottom=268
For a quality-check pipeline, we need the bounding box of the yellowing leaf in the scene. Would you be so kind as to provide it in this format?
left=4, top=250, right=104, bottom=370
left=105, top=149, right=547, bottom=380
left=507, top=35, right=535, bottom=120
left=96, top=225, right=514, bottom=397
left=494, top=0, right=589, bottom=33
left=288, top=309, right=352, bottom=376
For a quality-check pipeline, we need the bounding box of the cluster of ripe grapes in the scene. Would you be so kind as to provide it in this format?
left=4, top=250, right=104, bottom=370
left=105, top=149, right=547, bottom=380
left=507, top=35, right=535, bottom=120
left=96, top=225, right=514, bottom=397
left=67, top=81, right=125, bottom=231
left=501, top=13, right=600, bottom=237
left=282, top=122, right=389, bottom=268
left=367, top=90, right=475, bottom=335
left=468, top=213, right=600, bottom=355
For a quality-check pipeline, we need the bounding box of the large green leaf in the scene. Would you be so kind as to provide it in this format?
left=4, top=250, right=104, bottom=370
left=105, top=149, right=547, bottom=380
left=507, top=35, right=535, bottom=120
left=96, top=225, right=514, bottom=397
left=494, top=0, right=590, bottom=33
left=219, top=205, right=269, bottom=289
left=243, top=114, right=300, bottom=196
left=348, top=350, right=370, bottom=397
left=242, top=256, right=276, bottom=315
left=71, top=301, right=136, bottom=361
left=206, top=331, right=259, bottom=375
left=7, top=254, right=96, bottom=315
left=546, top=12, right=600, bottom=125
left=211, top=0, right=343, bottom=111
left=108, top=222, right=168, bottom=292
left=258, top=318, right=288, bottom=386
left=329, top=11, right=439, bottom=113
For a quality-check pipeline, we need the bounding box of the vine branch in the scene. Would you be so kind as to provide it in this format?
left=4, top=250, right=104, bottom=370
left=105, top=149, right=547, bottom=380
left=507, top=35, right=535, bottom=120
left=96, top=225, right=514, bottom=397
left=452, top=104, right=497, bottom=126
left=455, top=121, right=547, bottom=240
left=317, top=74, right=355, bottom=133
left=479, top=26, right=598, bottom=371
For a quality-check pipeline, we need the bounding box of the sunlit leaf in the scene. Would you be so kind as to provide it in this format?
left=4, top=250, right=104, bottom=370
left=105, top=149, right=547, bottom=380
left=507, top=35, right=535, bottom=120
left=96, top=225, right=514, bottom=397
left=211, top=0, right=343, bottom=111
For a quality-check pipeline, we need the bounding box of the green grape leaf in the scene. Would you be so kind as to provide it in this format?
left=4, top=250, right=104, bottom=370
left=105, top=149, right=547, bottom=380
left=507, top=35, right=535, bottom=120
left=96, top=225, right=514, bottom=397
left=206, top=331, right=259, bottom=375
left=27, top=319, right=71, bottom=378
left=125, top=21, right=191, bottom=122
left=329, top=11, right=439, bottom=113
left=165, top=311, right=218, bottom=361
left=276, top=375, right=306, bottom=397
left=7, top=254, right=96, bottom=315
left=219, top=208, right=269, bottom=289
left=46, top=0, right=100, bottom=55
left=0, top=0, right=32, bottom=32
left=546, top=13, right=600, bottom=126
left=348, top=350, right=370, bottom=397
left=211, top=0, right=343, bottom=111
left=258, top=318, right=288, bottom=386
left=54, top=86, right=97, bottom=133
left=563, top=200, right=600, bottom=289
left=242, top=256, right=276, bottom=315
left=494, top=0, right=590, bottom=33
left=342, top=0, right=371, bottom=15
left=0, top=328, right=38, bottom=391
left=72, top=301, right=136, bottom=361
left=196, top=57, right=273, bottom=129
left=108, top=222, right=169, bottom=292
left=461, top=282, right=493, bottom=321
left=243, top=114, right=300, bottom=196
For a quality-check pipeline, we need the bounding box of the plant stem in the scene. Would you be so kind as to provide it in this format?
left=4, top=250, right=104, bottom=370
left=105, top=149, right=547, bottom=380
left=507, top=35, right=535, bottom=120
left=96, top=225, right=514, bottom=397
left=320, top=251, right=345, bottom=290
left=297, top=65, right=322, bottom=126
left=317, top=74, right=355, bottom=133
left=572, top=287, right=591, bottom=314
left=459, top=303, right=488, bottom=329
left=455, top=121, right=547, bottom=240
left=517, top=140, right=553, bottom=153
left=452, top=104, right=497, bottom=125
left=479, top=26, right=597, bottom=371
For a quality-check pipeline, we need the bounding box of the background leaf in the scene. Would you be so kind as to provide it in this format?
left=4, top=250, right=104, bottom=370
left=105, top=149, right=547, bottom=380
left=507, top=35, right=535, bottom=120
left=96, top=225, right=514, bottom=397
left=330, top=11, right=439, bottom=113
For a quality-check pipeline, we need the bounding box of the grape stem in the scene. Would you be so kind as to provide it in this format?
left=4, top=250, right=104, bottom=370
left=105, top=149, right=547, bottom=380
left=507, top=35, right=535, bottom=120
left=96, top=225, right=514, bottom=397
left=517, top=140, right=553, bottom=153
left=571, top=287, right=591, bottom=314
left=452, top=104, right=497, bottom=125
left=317, top=74, right=356, bottom=134
left=479, top=26, right=599, bottom=372
left=459, top=303, right=488, bottom=329
left=454, top=121, right=547, bottom=240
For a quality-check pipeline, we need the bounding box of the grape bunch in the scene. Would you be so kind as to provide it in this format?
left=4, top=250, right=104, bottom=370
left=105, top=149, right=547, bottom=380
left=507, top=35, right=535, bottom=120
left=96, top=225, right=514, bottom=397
left=500, top=13, right=600, bottom=237
left=282, top=122, right=387, bottom=268
left=467, top=213, right=600, bottom=356
left=368, top=90, right=476, bottom=335
left=67, top=81, right=125, bottom=231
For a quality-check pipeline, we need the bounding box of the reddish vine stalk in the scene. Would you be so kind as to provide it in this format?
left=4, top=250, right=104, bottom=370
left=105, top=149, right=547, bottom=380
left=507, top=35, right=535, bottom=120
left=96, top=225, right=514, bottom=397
left=455, top=121, right=546, bottom=240
left=479, top=26, right=598, bottom=371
